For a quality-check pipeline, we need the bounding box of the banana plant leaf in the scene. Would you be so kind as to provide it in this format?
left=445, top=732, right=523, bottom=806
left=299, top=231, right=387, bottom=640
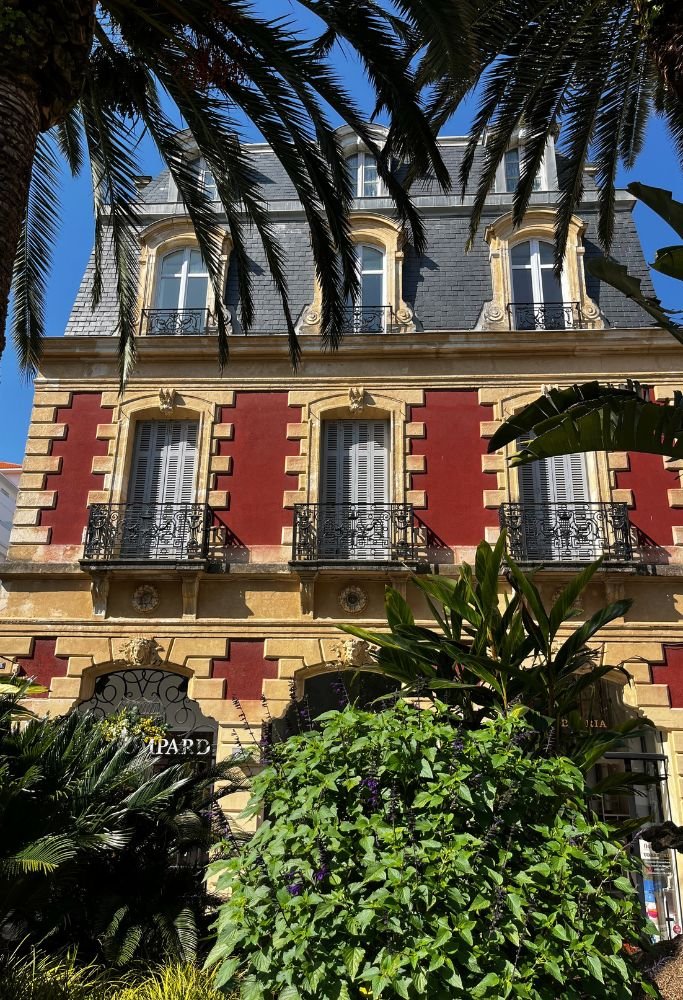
left=488, top=381, right=683, bottom=466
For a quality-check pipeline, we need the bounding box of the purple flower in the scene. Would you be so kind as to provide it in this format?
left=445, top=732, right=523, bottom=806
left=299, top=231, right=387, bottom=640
left=287, top=883, right=303, bottom=896
left=313, top=865, right=329, bottom=883
left=362, top=776, right=381, bottom=809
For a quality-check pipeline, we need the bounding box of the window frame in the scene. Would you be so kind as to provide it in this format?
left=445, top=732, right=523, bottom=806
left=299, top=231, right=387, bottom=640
left=347, top=151, right=385, bottom=198
left=153, top=246, right=211, bottom=314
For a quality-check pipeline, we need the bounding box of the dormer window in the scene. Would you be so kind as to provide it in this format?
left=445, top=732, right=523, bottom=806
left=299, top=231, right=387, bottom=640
left=504, top=148, right=542, bottom=193
left=192, top=158, right=218, bottom=200
left=346, top=152, right=384, bottom=198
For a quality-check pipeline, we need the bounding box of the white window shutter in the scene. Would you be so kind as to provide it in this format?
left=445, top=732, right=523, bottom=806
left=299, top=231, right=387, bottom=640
left=322, top=421, right=389, bottom=505
left=128, top=420, right=198, bottom=506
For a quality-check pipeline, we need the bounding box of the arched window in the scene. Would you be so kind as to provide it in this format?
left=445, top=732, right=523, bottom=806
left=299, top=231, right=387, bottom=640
left=150, top=248, right=210, bottom=334
left=510, top=240, right=570, bottom=330
left=345, top=244, right=386, bottom=332
left=346, top=152, right=384, bottom=197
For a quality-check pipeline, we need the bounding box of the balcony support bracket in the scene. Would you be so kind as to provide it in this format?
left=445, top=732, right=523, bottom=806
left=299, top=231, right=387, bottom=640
left=90, top=570, right=110, bottom=618
left=297, top=569, right=318, bottom=618
left=180, top=571, right=201, bottom=620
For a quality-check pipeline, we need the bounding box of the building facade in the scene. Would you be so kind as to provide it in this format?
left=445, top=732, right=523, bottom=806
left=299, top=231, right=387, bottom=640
left=2, top=125, right=683, bottom=937
left=0, top=462, right=21, bottom=561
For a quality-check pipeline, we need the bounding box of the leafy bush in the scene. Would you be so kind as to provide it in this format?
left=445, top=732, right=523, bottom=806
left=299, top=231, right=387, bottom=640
left=208, top=702, right=657, bottom=999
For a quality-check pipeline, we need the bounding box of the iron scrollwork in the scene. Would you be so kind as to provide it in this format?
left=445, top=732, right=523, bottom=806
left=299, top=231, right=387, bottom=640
left=83, top=502, right=212, bottom=562
left=141, top=308, right=212, bottom=336
left=341, top=305, right=394, bottom=334
left=292, top=502, right=417, bottom=562
left=499, top=502, right=633, bottom=562
left=507, top=301, right=583, bottom=331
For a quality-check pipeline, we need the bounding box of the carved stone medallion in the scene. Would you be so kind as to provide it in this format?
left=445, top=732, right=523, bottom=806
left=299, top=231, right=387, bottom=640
left=131, top=584, right=160, bottom=614
left=348, top=387, right=366, bottom=413
left=338, top=585, right=368, bottom=614
left=158, top=388, right=177, bottom=413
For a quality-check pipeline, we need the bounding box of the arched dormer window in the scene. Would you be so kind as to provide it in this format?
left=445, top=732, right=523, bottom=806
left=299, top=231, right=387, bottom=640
left=299, top=214, right=416, bottom=336
left=479, top=209, right=604, bottom=332
left=137, top=219, right=232, bottom=337
left=509, top=240, right=571, bottom=329
left=149, top=247, right=210, bottom=334
left=346, top=151, right=384, bottom=198
left=345, top=244, right=386, bottom=332
left=191, top=157, right=218, bottom=200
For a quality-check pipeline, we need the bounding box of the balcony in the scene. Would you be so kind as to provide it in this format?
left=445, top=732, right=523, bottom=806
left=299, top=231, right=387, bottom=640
left=292, top=503, right=417, bottom=562
left=499, top=502, right=633, bottom=563
left=82, top=503, right=213, bottom=563
left=507, top=301, right=583, bottom=331
left=341, top=305, right=394, bottom=334
left=140, top=308, right=213, bottom=336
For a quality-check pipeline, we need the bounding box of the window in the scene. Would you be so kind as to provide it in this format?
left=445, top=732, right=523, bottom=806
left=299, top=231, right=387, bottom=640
left=517, top=449, right=597, bottom=560
left=510, top=240, right=569, bottom=329
left=151, top=248, right=209, bottom=333
left=504, top=147, right=542, bottom=193
left=346, top=152, right=384, bottom=197
left=192, top=158, right=218, bottom=200
left=344, top=244, right=386, bottom=332
left=123, top=421, right=201, bottom=559
left=320, top=420, right=390, bottom=559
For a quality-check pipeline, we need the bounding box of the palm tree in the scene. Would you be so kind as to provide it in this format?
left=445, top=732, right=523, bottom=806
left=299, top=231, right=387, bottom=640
left=1, top=1, right=450, bottom=382
left=415, top=0, right=683, bottom=267
left=0, top=684, right=247, bottom=965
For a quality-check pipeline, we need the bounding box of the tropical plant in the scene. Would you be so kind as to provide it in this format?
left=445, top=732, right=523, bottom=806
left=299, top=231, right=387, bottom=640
left=208, top=703, right=658, bottom=999
left=0, top=696, right=245, bottom=965
left=585, top=182, right=683, bottom=343
left=1, top=1, right=449, bottom=381
left=340, top=536, right=646, bottom=775
left=414, top=0, right=683, bottom=267
left=486, top=379, right=683, bottom=466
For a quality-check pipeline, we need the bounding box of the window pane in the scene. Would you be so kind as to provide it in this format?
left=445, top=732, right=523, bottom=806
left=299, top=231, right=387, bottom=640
left=362, top=156, right=380, bottom=197
left=184, top=275, right=209, bottom=310
left=504, top=149, right=520, bottom=192
left=160, top=250, right=184, bottom=276
left=360, top=271, right=383, bottom=308
left=361, top=245, right=383, bottom=272
left=511, top=242, right=531, bottom=266
left=346, top=154, right=359, bottom=196
left=203, top=168, right=218, bottom=200
left=188, top=249, right=206, bottom=274
left=540, top=267, right=563, bottom=303
left=156, top=275, right=182, bottom=309
left=538, top=241, right=554, bottom=266
left=511, top=267, right=533, bottom=302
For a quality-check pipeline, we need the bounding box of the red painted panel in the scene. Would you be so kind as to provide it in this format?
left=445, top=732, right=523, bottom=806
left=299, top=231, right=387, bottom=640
left=615, top=453, right=680, bottom=547
left=652, top=644, right=683, bottom=708
left=41, top=393, right=111, bottom=544
left=211, top=640, right=276, bottom=700
left=410, top=390, right=497, bottom=545
left=16, top=638, right=68, bottom=698
left=215, top=392, right=300, bottom=546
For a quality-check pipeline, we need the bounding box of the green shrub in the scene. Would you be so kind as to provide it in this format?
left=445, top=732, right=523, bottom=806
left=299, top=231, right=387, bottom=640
left=208, top=703, right=657, bottom=1000
left=114, top=962, right=231, bottom=999
left=0, top=950, right=116, bottom=1000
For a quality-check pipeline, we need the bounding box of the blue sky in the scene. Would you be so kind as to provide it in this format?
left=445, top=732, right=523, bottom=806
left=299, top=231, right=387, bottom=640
left=0, top=17, right=682, bottom=463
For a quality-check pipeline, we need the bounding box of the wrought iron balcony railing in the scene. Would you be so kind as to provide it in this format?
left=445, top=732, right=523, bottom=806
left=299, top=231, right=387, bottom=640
left=292, top=503, right=417, bottom=562
left=499, top=502, right=633, bottom=562
left=141, top=308, right=213, bottom=336
left=83, top=503, right=213, bottom=562
left=507, top=301, right=583, bottom=331
left=341, top=305, right=394, bottom=334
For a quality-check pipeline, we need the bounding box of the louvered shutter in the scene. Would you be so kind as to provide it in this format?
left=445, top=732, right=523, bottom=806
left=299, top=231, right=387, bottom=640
left=321, top=420, right=389, bottom=559
left=128, top=421, right=198, bottom=506
left=518, top=444, right=592, bottom=559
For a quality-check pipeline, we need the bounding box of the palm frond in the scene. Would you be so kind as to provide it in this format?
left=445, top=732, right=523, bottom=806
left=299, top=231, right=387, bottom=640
left=11, top=134, right=60, bottom=376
